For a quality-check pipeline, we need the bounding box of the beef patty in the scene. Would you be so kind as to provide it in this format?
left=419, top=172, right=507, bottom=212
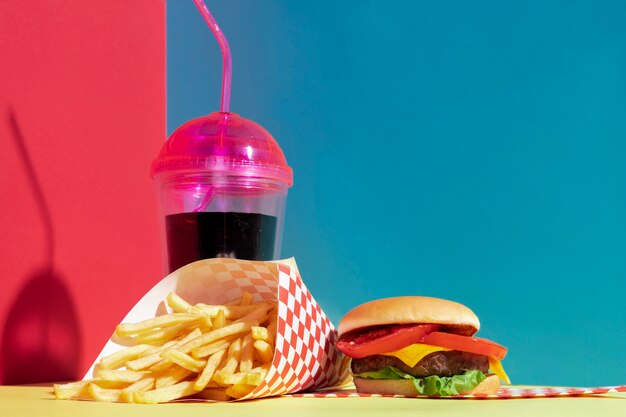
left=351, top=350, right=489, bottom=377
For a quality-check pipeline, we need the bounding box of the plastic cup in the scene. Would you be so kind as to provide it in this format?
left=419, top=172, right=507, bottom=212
left=151, top=112, right=292, bottom=273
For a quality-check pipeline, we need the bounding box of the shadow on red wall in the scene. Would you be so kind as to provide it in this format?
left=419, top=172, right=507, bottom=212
left=1, top=109, right=81, bottom=384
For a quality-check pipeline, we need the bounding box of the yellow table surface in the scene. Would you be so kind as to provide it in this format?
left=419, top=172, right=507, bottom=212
left=2, top=384, right=625, bottom=417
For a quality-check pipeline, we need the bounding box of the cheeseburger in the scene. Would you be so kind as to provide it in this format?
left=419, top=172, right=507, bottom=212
left=336, top=296, right=509, bottom=397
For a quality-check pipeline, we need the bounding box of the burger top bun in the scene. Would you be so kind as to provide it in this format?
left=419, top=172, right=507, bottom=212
left=337, top=296, right=480, bottom=338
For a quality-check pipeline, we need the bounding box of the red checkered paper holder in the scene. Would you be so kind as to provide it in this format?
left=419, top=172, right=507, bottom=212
left=289, top=385, right=626, bottom=399
left=85, top=258, right=351, bottom=400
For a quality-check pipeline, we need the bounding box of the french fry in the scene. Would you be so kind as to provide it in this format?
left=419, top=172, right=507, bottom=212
left=190, top=339, right=232, bottom=359
left=244, top=371, right=263, bottom=386
left=192, top=302, right=273, bottom=320
left=161, top=349, right=207, bottom=373
left=251, top=326, right=269, bottom=341
left=132, top=322, right=190, bottom=344
left=88, top=383, right=123, bottom=402
left=224, top=383, right=255, bottom=399
left=125, top=377, right=155, bottom=392
left=141, top=339, right=179, bottom=356
left=213, top=309, right=226, bottom=329
left=166, top=292, right=192, bottom=313
left=99, top=344, right=153, bottom=369
left=176, top=321, right=255, bottom=354
left=240, top=291, right=254, bottom=306
left=173, top=328, right=204, bottom=347
left=148, top=358, right=175, bottom=373
left=53, top=380, right=90, bottom=400
left=204, top=380, right=222, bottom=388
left=233, top=304, right=271, bottom=325
left=120, top=377, right=155, bottom=402
left=147, top=328, right=204, bottom=372
left=266, top=318, right=277, bottom=345
left=124, top=339, right=178, bottom=371
left=220, top=338, right=243, bottom=375
left=90, top=379, right=130, bottom=389
left=194, top=349, right=226, bottom=391
left=128, top=353, right=167, bottom=372
left=194, top=387, right=231, bottom=401
left=253, top=340, right=274, bottom=364
left=132, top=381, right=198, bottom=404
left=95, top=369, right=149, bottom=383
left=221, top=371, right=262, bottom=386
left=199, top=315, right=213, bottom=332
left=116, top=313, right=200, bottom=337
left=213, top=338, right=242, bottom=386
left=155, top=366, right=193, bottom=389
left=250, top=364, right=271, bottom=381
left=239, top=334, right=254, bottom=372
left=220, top=373, right=247, bottom=385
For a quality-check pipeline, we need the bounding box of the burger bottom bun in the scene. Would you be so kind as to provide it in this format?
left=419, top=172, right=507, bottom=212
left=353, top=374, right=500, bottom=397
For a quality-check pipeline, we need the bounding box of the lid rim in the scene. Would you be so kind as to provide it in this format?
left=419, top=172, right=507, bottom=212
left=151, top=160, right=293, bottom=186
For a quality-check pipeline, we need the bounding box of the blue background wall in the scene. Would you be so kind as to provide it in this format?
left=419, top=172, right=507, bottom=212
left=167, top=0, right=626, bottom=387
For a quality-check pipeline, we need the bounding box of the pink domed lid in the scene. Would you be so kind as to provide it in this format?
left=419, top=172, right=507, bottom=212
left=151, top=112, right=292, bottom=186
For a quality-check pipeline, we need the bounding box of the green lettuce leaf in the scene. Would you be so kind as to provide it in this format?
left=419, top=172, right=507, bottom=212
left=354, top=367, right=486, bottom=396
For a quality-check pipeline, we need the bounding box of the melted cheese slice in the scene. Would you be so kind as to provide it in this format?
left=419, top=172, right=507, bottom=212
left=489, top=356, right=511, bottom=384
left=380, top=343, right=450, bottom=368
left=381, top=343, right=511, bottom=384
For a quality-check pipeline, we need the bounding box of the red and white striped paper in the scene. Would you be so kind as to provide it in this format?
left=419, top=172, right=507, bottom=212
left=85, top=258, right=351, bottom=400
left=290, top=385, right=626, bottom=399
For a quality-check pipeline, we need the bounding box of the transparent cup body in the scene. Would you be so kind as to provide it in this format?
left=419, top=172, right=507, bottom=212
left=154, top=172, right=287, bottom=273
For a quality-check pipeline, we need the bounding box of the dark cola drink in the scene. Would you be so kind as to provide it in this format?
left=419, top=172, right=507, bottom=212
left=165, top=211, right=277, bottom=272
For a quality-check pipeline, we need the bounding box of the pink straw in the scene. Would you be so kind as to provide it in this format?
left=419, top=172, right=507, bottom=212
left=192, top=0, right=232, bottom=113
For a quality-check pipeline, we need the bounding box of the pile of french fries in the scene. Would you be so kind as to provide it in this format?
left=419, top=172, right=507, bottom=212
left=54, top=291, right=277, bottom=403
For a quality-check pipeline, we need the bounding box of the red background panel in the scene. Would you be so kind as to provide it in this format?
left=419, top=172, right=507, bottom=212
left=0, top=1, right=165, bottom=383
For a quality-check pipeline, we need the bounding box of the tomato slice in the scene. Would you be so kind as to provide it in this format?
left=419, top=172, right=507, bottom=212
left=336, top=324, right=439, bottom=358
left=419, top=332, right=508, bottom=360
